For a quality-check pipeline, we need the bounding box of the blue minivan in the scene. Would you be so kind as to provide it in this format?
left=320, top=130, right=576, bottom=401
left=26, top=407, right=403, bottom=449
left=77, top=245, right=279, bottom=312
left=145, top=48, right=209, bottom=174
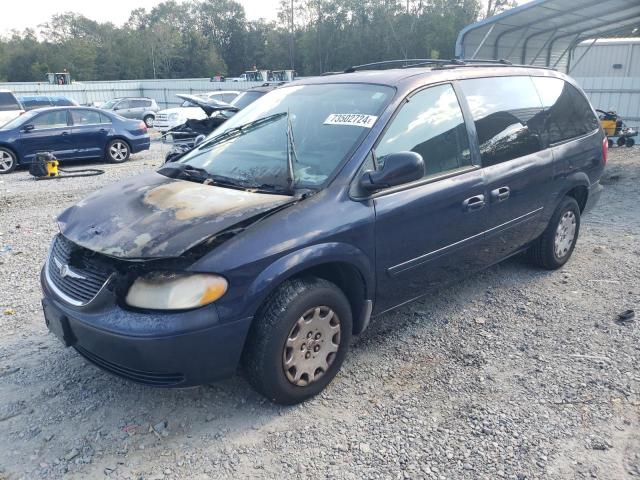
left=41, top=61, right=605, bottom=404
left=0, top=106, right=150, bottom=174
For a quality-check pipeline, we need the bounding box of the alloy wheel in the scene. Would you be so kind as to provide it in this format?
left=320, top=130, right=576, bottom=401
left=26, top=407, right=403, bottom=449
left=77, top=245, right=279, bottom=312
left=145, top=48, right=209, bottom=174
left=282, top=306, right=341, bottom=386
left=109, top=142, right=128, bottom=161
left=0, top=150, right=15, bottom=172
left=554, top=210, right=576, bottom=259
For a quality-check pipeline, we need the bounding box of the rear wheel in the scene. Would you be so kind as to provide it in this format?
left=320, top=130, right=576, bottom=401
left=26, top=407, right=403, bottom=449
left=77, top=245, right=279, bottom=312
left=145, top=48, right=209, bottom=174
left=607, top=138, right=614, bottom=148
left=106, top=139, right=130, bottom=163
left=242, top=276, right=352, bottom=405
left=626, top=138, right=635, bottom=148
left=143, top=115, right=154, bottom=128
left=527, top=196, right=581, bottom=270
left=0, top=147, right=17, bottom=174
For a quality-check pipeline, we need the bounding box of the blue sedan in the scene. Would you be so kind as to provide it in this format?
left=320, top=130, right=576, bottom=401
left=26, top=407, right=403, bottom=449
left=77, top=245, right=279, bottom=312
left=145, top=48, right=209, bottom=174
left=0, top=106, right=151, bottom=174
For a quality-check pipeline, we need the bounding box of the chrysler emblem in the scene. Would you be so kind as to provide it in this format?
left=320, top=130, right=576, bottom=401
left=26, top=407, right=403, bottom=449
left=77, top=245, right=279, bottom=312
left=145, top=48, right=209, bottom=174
left=53, top=257, right=85, bottom=280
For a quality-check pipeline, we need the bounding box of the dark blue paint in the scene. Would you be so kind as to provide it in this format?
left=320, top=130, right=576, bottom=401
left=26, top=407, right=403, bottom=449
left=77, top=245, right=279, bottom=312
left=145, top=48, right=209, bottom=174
left=41, top=67, right=606, bottom=387
left=0, top=106, right=150, bottom=166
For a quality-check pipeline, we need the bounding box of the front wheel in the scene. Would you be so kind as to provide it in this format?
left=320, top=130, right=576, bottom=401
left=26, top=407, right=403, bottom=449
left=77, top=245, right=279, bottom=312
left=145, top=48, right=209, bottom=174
left=626, top=137, right=635, bottom=148
left=106, top=139, right=130, bottom=163
left=242, top=277, right=352, bottom=405
left=0, top=147, right=17, bottom=174
left=143, top=115, right=154, bottom=128
left=527, top=196, right=581, bottom=270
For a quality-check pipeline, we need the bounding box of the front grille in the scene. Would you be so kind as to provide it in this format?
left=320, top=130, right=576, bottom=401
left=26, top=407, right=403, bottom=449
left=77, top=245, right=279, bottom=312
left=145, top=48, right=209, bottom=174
left=75, top=346, right=185, bottom=386
left=46, top=235, right=113, bottom=305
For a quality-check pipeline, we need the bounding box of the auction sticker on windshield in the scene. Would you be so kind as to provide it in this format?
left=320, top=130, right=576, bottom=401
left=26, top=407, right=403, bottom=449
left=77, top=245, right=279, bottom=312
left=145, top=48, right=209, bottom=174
left=324, top=114, right=378, bottom=128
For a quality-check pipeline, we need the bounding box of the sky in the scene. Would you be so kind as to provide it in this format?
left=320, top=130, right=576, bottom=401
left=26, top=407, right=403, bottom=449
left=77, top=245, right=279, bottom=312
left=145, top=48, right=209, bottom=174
left=0, top=0, right=281, bottom=34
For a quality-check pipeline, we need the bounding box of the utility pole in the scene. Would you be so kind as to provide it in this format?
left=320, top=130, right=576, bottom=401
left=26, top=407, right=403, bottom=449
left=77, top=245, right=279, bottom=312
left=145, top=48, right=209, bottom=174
left=289, top=0, right=295, bottom=71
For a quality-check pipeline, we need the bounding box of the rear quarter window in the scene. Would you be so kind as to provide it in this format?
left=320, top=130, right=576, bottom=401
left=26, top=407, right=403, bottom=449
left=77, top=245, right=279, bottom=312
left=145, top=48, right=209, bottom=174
left=531, top=77, right=599, bottom=144
left=459, top=76, right=545, bottom=167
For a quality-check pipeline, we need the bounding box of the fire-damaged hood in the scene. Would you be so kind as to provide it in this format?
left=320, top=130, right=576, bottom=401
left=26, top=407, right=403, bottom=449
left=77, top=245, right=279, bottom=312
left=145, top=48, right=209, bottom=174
left=57, top=172, right=294, bottom=259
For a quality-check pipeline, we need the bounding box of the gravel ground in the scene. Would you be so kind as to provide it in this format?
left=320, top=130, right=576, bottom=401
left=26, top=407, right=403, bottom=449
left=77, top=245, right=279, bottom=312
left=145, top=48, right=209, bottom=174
left=0, top=142, right=639, bottom=480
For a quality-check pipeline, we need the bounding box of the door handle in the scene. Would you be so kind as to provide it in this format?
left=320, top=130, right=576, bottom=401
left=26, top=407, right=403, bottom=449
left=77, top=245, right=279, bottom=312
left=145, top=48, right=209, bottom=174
left=463, top=194, right=485, bottom=212
left=491, top=186, right=510, bottom=202
left=61, top=131, right=69, bottom=136
left=99, top=128, right=107, bottom=132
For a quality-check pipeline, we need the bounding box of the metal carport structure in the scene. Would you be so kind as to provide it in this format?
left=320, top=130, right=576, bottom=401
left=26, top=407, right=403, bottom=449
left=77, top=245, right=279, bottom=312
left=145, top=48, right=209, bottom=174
left=455, top=0, right=640, bottom=73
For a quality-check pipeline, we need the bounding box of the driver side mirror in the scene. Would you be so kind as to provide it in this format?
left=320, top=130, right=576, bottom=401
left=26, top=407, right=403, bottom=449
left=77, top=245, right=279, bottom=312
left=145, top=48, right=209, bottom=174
left=22, top=124, right=35, bottom=132
left=359, top=151, right=425, bottom=193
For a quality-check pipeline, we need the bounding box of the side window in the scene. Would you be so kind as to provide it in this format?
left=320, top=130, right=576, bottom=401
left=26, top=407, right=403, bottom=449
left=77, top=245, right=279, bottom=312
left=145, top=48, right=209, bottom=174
left=99, top=113, right=112, bottom=124
left=116, top=100, right=130, bottom=110
left=459, top=76, right=545, bottom=167
left=376, top=84, right=472, bottom=178
left=131, top=100, right=147, bottom=108
left=31, top=110, right=68, bottom=129
left=71, top=110, right=103, bottom=125
left=223, top=93, right=238, bottom=103
left=531, top=77, right=599, bottom=144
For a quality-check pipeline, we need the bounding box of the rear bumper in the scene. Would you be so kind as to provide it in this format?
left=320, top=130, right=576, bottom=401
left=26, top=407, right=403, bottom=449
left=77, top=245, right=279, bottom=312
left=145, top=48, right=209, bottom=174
left=584, top=181, right=603, bottom=214
left=40, top=268, right=252, bottom=387
left=130, top=136, right=151, bottom=153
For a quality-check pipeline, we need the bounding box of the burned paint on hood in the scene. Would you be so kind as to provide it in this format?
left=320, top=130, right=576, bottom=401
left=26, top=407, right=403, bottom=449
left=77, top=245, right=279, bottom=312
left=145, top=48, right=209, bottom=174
left=58, top=172, right=294, bottom=259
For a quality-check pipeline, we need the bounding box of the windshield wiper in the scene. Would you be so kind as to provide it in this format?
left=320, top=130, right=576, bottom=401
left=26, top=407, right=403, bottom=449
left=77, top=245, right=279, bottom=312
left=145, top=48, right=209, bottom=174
left=159, top=163, right=253, bottom=190
left=285, top=110, right=299, bottom=193
left=198, top=112, right=288, bottom=151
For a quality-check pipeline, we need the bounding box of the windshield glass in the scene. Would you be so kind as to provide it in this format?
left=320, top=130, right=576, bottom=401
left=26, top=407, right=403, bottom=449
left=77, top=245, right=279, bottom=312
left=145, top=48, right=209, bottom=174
left=102, top=99, right=119, bottom=109
left=174, top=83, right=394, bottom=190
left=0, top=111, right=34, bottom=130
left=230, top=91, right=264, bottom=110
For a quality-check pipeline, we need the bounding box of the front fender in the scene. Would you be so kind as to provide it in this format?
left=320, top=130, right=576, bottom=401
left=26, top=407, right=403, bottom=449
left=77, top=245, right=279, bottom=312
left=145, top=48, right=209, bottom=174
left=241, top=242, right=374, bottom=319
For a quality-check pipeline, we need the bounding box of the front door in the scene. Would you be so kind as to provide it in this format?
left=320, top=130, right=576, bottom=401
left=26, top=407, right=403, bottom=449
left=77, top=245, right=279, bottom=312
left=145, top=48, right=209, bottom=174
left=114, top=100, right=132, bottom=118
left=372, top=83, right=488, bottom=313
left=69, top=109, right=111, bottom=159
left=18, top=109, right=74, bottom=162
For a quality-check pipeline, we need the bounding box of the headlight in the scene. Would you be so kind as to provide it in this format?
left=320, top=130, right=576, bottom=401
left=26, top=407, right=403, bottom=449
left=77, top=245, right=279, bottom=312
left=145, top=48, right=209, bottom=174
left=125, top=273, right=227, bottom=310
left=168, top=113, right=179, bottom=121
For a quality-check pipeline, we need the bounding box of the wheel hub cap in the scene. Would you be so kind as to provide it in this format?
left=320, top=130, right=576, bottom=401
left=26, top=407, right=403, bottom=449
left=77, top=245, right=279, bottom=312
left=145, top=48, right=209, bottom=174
left=110, top=143, right=127, bottom=161
left=283, top=306, right=341, bottom=386
left=0, top=151, right=14, bottom=172
left=554, top=211, right=576, bottom=259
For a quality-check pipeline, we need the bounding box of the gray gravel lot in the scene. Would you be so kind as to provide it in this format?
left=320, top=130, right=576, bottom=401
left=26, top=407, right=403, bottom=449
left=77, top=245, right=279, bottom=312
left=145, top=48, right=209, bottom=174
left=0, top=142, right=639, bottom=480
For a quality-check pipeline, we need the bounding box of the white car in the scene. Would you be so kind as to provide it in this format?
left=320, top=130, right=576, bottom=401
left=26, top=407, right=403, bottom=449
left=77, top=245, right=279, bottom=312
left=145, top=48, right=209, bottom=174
left=154, top=91, right=239, bottom=132
left=0, top=90, right=25, bottom=126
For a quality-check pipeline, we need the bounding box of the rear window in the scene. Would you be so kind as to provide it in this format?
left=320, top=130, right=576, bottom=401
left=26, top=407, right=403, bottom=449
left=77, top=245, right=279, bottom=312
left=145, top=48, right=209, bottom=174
left=0, top=92, right=22, bottom=111
left=531, top=77, right=599, bottom=144
left=459, top=76, right=545, bottom=167
left=19, top=96, right=51, bottom=110
left=52, top=97, right=77, bottom=107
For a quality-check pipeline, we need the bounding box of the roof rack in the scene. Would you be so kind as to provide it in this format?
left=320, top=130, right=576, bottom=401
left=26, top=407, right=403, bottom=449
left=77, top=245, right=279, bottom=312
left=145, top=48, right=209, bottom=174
left=342, top=58, right=525, bottom=73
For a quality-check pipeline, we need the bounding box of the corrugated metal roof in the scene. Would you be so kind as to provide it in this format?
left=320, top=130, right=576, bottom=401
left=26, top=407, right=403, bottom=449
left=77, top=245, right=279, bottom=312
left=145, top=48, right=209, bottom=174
left=456, top=0, right=640, bottom=72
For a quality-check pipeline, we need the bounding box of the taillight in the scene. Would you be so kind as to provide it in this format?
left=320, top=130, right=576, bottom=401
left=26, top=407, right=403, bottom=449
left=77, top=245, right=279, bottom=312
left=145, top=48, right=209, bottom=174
left=602, top=136, right=608, bottom=165
left=139, top=121, right=147, bottom=133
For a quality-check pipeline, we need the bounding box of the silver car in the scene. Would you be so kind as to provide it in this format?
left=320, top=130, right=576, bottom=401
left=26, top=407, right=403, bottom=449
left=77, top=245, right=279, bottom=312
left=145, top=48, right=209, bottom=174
left=101, top=97, right=159, bottom=127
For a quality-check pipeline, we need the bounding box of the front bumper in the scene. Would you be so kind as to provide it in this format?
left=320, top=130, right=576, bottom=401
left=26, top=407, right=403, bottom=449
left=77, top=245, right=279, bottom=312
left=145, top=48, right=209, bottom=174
left=40, top=268, right=252, bottom=387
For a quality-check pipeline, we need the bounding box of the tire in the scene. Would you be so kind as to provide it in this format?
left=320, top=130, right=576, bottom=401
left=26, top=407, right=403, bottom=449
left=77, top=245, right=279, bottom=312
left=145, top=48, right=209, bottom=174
left=617, top=137, right=626, bottom=147
left=0, top=147, right=17, bottom=174
left=106, top=139, right=130, bottom=163
left=607, top=138, right=614, bottom=149
left=626, top=138, right=635, bottom=148
left=143, top=115, right=154, bottom=128
left=242, top=276, right=352, bottom=405
left=527, top=196, right=581, bottom=270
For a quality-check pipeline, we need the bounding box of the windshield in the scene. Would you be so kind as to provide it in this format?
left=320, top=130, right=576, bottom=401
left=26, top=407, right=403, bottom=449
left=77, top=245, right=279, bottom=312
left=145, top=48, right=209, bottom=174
left=174, top=83, right=394, bottom=190
left=102, top=99, right=119, bottom=109
left=230, top=91, right=264, bottom=110
left=0, top=111, right=34, bottom=130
